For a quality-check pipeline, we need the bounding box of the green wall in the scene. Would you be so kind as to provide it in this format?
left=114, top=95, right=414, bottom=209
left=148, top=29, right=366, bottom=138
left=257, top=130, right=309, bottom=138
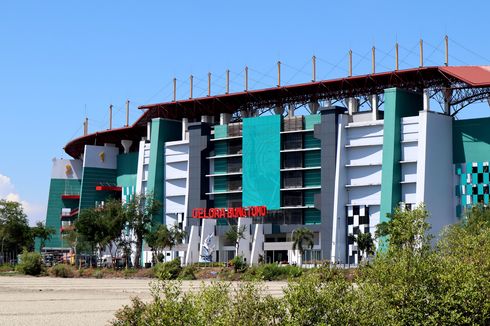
left=117, top=152, right=138, bottom=202
left=304, top=114, right=321, bottom=129
left=147, top=118, right=182, bottom=224
left=453, top=117, right=490, bottom=163
left=243, top=115, right=281, bottom=209
left=44, top=178, right=81, bottom=248
left=79, top=167, right=117, bottom=210
left=380, top=88, right=422, bottom=224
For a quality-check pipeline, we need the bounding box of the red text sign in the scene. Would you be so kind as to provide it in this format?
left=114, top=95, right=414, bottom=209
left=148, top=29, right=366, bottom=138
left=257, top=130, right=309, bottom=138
left=192, top=206, right=267, bottom=219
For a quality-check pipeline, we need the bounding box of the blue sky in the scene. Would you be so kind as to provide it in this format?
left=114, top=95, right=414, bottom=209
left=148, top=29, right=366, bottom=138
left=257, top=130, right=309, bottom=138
left=1, top=1, right=489, bottom=224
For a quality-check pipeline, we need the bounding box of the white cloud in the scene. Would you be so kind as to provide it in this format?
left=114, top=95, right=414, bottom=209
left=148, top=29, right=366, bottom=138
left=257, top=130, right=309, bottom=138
left=0, top=173, right=46, bottom=226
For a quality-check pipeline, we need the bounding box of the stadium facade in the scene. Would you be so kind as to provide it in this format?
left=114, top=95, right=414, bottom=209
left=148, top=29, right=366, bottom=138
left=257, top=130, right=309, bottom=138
left=44, top=65, right=490, bottom=265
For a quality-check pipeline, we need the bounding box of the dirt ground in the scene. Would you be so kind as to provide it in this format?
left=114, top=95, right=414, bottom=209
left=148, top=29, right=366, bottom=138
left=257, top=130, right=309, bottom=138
left=0, top=276, right=287, bottom=326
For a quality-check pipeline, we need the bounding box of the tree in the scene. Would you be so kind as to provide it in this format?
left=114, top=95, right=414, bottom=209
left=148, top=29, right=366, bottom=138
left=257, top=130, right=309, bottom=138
left=146, top=224, right=186, bottom=264
left=75, top=199, right=127, bottom=267
left=292, top=227, right=314, bottom=266
left=348, top=231, right=374, bottom=263
left=31, top=221, right=55, bottom=252
left=0, top=200, right=32, bottom=254
left=123, top=194, right=160, bottom=268
left=375, top=204, right=431, bottom=255
left=224, top=224, right=247, bottom=257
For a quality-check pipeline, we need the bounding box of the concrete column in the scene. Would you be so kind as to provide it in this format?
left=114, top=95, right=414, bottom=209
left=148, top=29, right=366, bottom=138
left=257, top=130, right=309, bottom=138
left=220, top=113, right=231, bottom=125
left=423, top=89, right=430, bottom=111
left=287, top=103, right=295, bottom=117
left=182, top=118, right=188, bottom=140
left=147, top=122, right=152, bottom=141
left=371, top=94, right=378, bottom=121
left=348, top=98, right=358, bottom=115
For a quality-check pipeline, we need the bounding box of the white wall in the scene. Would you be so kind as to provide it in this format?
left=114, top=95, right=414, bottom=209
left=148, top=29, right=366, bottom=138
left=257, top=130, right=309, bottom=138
left=416, top=111, right=456, bottom=237
left=51, top=158, right=83, bottom=180
left=83, top=145, right=119, bottom=169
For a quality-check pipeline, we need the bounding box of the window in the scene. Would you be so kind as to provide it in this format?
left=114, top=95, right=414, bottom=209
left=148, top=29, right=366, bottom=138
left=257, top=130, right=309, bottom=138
left=283, top=152, right=303, bottom=169
left=228, top=176, right=242, bottom=191
left=228, top=139, right=242, bottom=155
left=282, top=191, right=303, bottom=207
left=283, top=133, right=302, bottom=150
left=228, top=157, right=242, bottom=173
left=283, top=171, right=302, bottom=188
left=284, top=209, right=303, bottom=224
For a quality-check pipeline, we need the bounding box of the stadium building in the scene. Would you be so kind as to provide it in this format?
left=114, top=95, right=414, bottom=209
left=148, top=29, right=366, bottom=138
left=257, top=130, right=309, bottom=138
left=44, top=65, right=490, bottom=265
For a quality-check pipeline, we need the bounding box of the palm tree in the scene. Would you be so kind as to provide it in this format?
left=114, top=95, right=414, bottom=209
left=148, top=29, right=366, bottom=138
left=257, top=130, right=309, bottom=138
left=349, top=232, right=374, bottom=263
left=291, top=227, right=314, bottom=267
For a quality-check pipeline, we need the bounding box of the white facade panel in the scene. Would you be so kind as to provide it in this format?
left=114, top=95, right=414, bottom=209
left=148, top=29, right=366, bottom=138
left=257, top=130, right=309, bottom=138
left=348, top=186, right=381, bottom=205
left=83, top=145, right=119, bottom=169
left=51, top=158, right=83, bottom=180
left=401, top=163, right=417, bottom=183
left=165, top=179, right=187, bottom=196
left=166, top=161, right=188, bottom=180
left=401, top=183, right=417, bottom=203
left=346, top=146, right=383, bottom=166
left=401, top=143, right=418, bottom=162
left=347, top=165, right=382, bottom=186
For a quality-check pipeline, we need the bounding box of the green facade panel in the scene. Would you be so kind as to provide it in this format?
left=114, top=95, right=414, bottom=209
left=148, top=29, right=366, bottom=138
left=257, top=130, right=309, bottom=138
left=214, top=176, right=228, bottom=192
left=214, top=142, right=228, bottom=156
left=214, top=158, right=228, bottom=174
left=380, top=88, right=422, bottom=225
left=242, top=115, right=281, bottom=209
left=45, top=178, right=81, bottom=248
left=117, top=152, right=138, bottom=202
left=79, top=167, right=117, bottom=210
left=304, top=170, right=321, bottom=187
left=453, top=117, right=490, bottom=163
left=304, top=114, right=321, bottom=130
left=304, top=209, right=321, bottom=225
left=304, top=151, right=321, bottom=167
left=304, top=189, right=320, bottom=206
left=214, top=125, right=228, bottom=139
left=147, top=118, right=182, bottom=224
left=304, top=133, right=320, bottom=149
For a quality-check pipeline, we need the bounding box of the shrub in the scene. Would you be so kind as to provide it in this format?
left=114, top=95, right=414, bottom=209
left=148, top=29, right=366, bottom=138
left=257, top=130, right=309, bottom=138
left=112, top=296, right=147, bottom=326
left=16, top=251, right=43, bottom=276
left=178, top=265, right=196, bottom=280
left=0, top=264, right=14, bottom=273
left=229, top=255, right=246, bottom=273
left=153, top=258, right=182, bottom=280
left=244, top=263, right=303, bottom=281
left=123, top=268, right=138, bottom=278
left=49, top=264, right=75, bottom=278
left=93, top=269, right=104, bottom=279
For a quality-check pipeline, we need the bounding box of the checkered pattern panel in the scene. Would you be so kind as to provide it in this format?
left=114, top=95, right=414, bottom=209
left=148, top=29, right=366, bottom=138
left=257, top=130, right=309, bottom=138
left=455, top=162, right=490, bottom=217
left=346, top=205, right=369, bottom=264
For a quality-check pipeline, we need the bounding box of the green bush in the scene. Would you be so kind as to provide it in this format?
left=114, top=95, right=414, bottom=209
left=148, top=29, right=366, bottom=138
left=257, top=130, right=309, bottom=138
left=49, top=264, right=75, bottom=278
left=0, top=264, right=14, bottom=273
left=244, top=263, right=303, bottom=281
left=93, top=269, right=104, bottom=279
left=111, top=206, right=490, bottom=325
left=153, top=258, right=182, bottom=280
left=178, top=265, right=196, bottom=280
left=16, top=251, right=43, bottom=276
left=229, top=255, right=246, bottom=272
left=123, top=268, right=137, bottom=278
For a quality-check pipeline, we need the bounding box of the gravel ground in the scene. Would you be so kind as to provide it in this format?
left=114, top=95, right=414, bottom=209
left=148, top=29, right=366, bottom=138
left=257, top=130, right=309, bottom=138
left=0, top=276, right=287, bottom=326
